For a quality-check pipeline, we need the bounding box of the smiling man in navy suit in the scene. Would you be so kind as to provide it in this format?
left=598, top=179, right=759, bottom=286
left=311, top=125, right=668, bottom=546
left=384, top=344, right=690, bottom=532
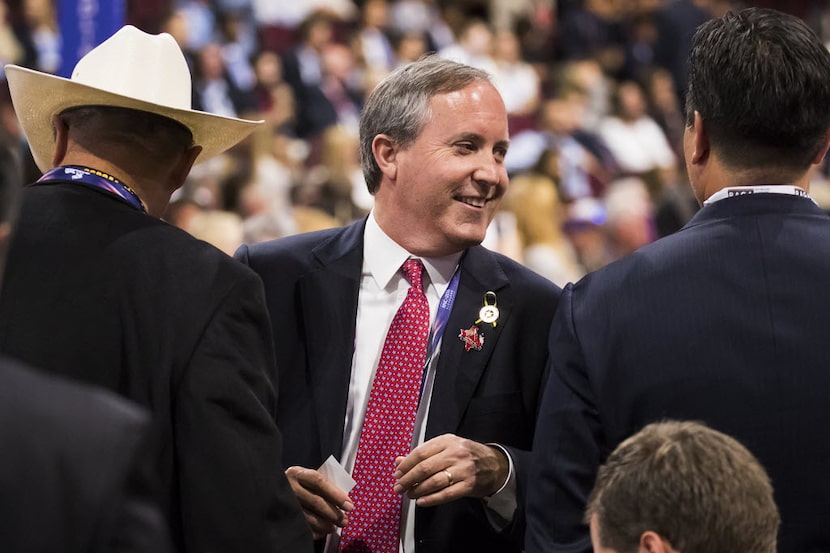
left=236, top=55, right=560, bottom=553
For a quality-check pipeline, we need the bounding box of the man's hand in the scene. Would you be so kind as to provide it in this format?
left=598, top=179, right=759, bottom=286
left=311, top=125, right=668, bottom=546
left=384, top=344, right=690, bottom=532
left=392, top=434, right=509, bottom=507
left=285, top=466, right=353, bottom=540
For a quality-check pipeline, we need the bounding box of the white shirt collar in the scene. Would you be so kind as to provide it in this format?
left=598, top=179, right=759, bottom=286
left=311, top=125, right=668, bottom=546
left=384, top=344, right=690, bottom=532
left=364, top=211, right=462, bottom=292
left=703, top=185, right=814, bottom=206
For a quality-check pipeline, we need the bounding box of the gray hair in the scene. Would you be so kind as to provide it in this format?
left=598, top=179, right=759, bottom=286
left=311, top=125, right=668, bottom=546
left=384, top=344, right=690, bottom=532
left=359, top=55, right=493, bottom=194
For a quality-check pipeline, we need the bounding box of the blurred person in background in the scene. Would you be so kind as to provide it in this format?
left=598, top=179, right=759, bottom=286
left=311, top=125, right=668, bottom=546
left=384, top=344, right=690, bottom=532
left=555, top=58, right=611, bottom=133
left=507, top=89, right=606, bottom=201
left=254, top=0, right=356, bottom=54
left=215, top=7, right=259, bottom=93
left=192, top=41, right=257, bottom=119
left=354, top=0, right=396, bottom=82
left=0, top=1, right=24, bottom=72
left=556, top=0, right=627, bottom=77
left=184, top=208, right=245, bottom=256
left=160, top=8, right=196, bottom=69
left=598, top=80, right=677, bottom=197
left=601, top=175, right=656, bottom=261
left=281, top=9, right=340, bottom=139
left=563, top=197, right=612, bottom=273
left=438, top=18, right=497, bottom=74
left=391, top=28, right=428, bottom=67
left=489, top=0, right=556, bottom=38
left=238, top=122, right=339, bottom=244
left=502, top=146, right=585, bottom=286
left=389, top=0, right=455, bottom=52
left=317, top=42, right=363, bottom=137
left=176, top=0, right=216, bottom=52
left=490, top=28, right=541, bottom=135
left=251, top=49, right=296, bottom=131
left=653, top=0, right=715, bottom=101
left=640, top=66, right=686, bottom=160
left=21, top=0, right=60, bottom=74
left=303, top=124, right=372, bottom=223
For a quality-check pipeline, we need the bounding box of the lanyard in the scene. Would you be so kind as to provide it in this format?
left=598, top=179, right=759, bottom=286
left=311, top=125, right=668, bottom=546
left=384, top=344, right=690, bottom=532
left=37, top=165, right=147, bottom=213
left=420, top=266, right=461, bottom=398
left=704, top=185, right=814, bottom=206
left=427, top=267, right=461, bottom=361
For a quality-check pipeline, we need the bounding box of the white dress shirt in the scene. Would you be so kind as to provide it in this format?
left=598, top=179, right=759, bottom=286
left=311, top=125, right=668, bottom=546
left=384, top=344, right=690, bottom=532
left=329, top=212, right=515, bottom=552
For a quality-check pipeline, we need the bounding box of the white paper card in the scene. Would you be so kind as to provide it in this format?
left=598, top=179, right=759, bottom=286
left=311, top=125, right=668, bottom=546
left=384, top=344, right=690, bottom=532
left=318, top=454, right=356, bottom=493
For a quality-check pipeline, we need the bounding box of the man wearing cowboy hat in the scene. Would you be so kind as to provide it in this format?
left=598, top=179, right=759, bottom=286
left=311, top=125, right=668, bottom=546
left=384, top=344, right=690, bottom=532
left=0, top=25, right=313, bottom=553
left=0, top=120, right=172, bottom=553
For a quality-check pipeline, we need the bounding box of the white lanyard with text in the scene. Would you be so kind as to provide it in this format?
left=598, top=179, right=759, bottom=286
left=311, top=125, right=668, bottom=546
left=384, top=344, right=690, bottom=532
left=704, top=185, right=814, bottom=206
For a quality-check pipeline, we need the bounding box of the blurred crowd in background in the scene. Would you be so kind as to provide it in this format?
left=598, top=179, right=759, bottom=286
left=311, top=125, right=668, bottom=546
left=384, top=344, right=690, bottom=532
left=0, top=0, right=828, bottom=286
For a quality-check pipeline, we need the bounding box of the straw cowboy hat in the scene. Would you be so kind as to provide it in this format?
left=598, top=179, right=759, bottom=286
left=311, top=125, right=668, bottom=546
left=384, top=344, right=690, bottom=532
left=5, top=25, right=262, bottom=172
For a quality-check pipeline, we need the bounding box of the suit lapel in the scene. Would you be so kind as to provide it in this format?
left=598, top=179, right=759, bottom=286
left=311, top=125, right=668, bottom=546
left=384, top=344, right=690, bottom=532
left=426, top=246, right=512, bottom=438
left=299, top=220, right=365, bottom=458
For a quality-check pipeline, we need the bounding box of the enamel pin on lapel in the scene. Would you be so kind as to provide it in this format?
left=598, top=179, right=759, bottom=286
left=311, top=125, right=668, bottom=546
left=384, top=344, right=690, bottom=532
left=459, top=325, right=484, bottom=351
left=475, top=291, right=499, bottom=327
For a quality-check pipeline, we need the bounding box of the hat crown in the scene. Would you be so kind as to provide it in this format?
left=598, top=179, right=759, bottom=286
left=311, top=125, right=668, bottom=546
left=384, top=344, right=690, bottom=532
left=70, top=25, right=191, bottom=110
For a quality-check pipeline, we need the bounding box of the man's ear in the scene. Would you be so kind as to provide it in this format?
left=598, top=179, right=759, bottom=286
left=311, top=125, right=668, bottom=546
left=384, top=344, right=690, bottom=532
left=812, top=127, right=830, bottom=165
left=689, top=110, right=710, bottom=165
left=170, top=145, right=202, bottom=191
left=639, top=531, right=676, bottom=553
left=51, top=114, right=68, bottom=168
left=372, top=134, right=398, bottom=181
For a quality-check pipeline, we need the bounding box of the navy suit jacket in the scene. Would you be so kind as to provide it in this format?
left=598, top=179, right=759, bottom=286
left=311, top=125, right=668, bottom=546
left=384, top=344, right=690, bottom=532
left=526, top=193, right=830, bottom=553
left=236, top=218, right=561, bottom=553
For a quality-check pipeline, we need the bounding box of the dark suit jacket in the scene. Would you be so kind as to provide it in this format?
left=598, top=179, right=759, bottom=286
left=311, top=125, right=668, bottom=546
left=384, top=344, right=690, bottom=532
left=235, top=218, right=561, bottom=553
left=0, top=181, right=313, bottom=553
left=0, top=355, right=170, bottom=553
left=526, top=194, right=830, bottom=553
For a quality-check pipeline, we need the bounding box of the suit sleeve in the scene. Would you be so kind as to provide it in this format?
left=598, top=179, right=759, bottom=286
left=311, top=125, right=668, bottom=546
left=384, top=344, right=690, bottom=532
left=174, top=270, right=313, bottom=553
left=93, top=405, right=173, bottom=553
left=525, top=284, right=602, bottom=553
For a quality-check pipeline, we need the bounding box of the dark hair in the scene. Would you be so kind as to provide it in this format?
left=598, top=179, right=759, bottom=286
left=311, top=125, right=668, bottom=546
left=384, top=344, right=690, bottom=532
left=685, top=8, right=830, bottom=170
left=297, top=9, right=335, bottom=43
left=59, top=106, right=194, bottom=163
left=586, top=420, right=780, bottom=553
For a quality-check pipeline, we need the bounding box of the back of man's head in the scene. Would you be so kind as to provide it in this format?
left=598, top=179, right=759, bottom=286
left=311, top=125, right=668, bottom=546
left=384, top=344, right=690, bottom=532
left=60, top=106, right=194, bottom=165
left=685, top=8, right=830, bottom=172
left=586, top=420, right=779, bottom=553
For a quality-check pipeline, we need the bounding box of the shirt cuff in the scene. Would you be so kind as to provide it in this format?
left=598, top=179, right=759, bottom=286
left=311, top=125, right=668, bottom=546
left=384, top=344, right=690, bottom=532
left=481, top=442, right=516, bottom=530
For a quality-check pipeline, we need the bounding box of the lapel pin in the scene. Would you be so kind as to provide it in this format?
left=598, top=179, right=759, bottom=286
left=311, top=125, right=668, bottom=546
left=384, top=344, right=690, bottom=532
left=475, top=291, right=499, bottom=327
left=459, top=325, right=484, bottom=351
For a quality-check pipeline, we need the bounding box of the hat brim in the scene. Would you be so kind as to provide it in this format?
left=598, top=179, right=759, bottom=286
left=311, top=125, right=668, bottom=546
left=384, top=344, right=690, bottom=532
left=6, top=64, right=262, bottom=173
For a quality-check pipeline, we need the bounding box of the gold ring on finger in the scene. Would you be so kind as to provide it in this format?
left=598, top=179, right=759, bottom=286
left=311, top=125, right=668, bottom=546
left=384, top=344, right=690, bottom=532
left=443, top=469, right=453, bottom=487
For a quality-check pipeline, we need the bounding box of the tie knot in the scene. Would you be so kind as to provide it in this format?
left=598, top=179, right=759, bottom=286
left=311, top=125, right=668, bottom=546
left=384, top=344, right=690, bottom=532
left=401, top=258, right=425, bottom=291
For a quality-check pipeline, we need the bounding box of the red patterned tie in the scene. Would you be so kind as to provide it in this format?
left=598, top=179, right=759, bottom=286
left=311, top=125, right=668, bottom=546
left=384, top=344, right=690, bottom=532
left=340, top=258, right=431, bottom=553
